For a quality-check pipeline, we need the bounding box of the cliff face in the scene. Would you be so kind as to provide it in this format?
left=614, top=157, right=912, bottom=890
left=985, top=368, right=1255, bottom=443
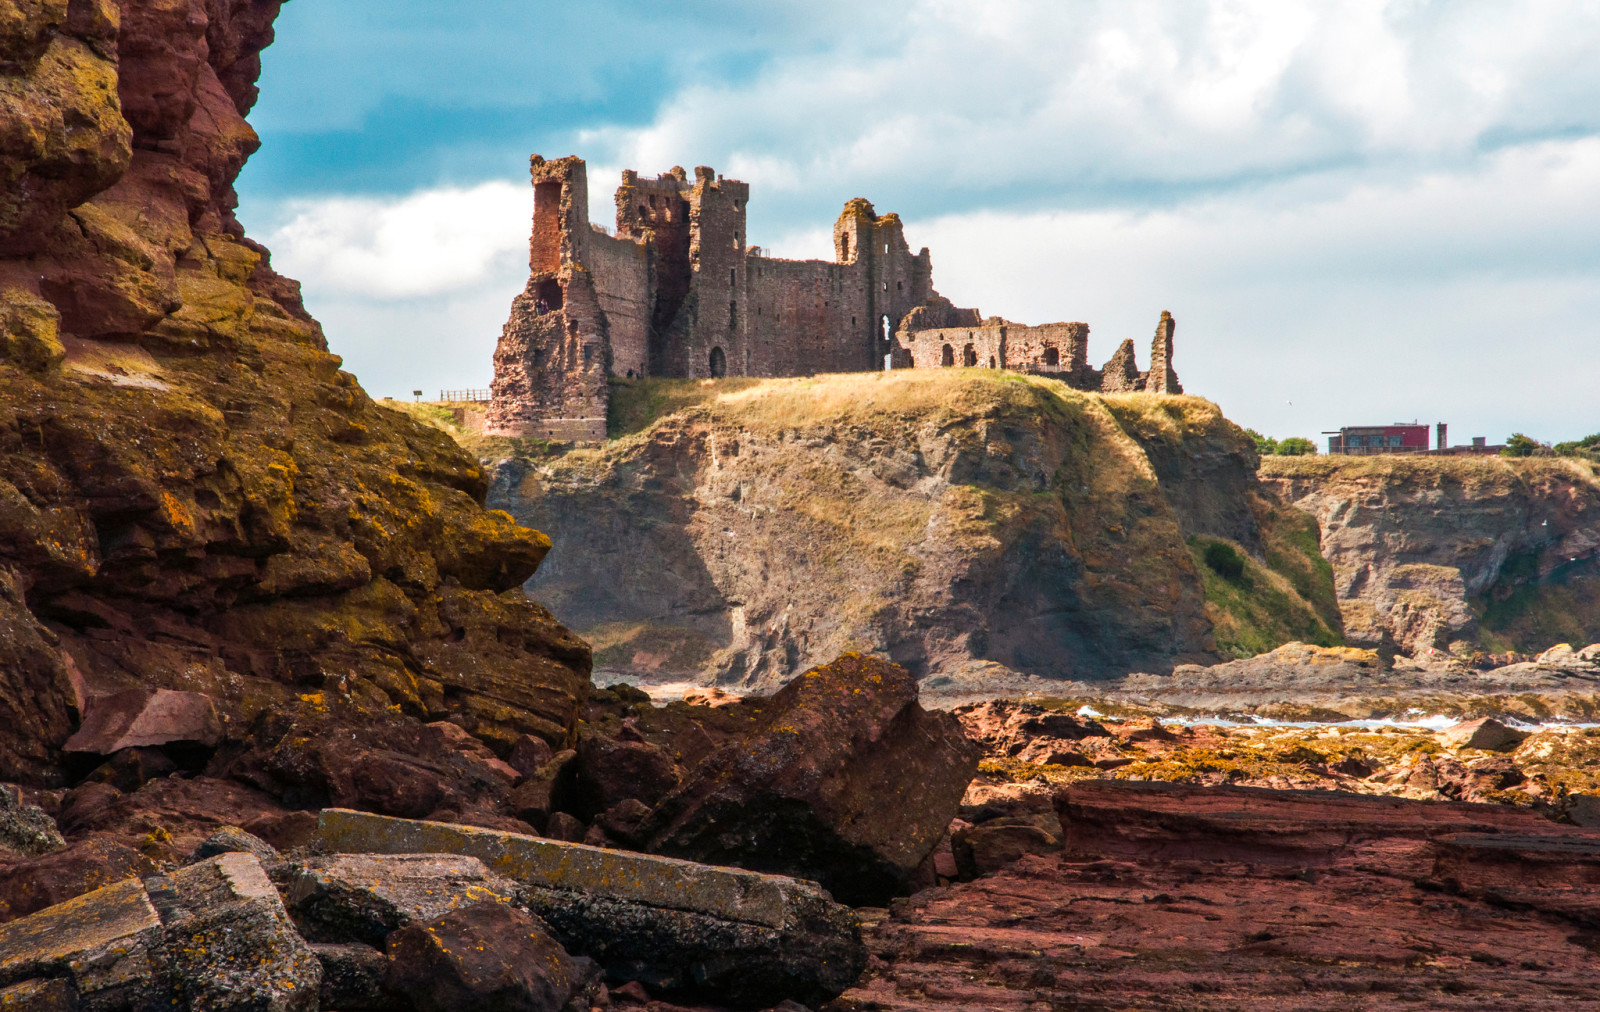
left=0, top=0, right=589, bottom=784
left=1261, top=456, right=1600, bottom=655
left=487, top=372, right=1339, bottom=690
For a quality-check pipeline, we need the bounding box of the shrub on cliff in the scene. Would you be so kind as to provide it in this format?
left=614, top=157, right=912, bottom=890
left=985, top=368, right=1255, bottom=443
left=1204, top=542, right=1247, bottom=581
left=1553, top=433, right=1600, bottom=460
left=1245, top=428, right=1278, bottom=456
left=1502, top=433, right=1550, bottom=457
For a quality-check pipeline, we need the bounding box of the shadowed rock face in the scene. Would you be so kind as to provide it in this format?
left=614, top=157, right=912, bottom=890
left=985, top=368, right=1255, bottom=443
left=492, top=376, right=1339, bottom=691
left=1263, top=455, right=1600, bottom=655
left=0, top=0, right=591, bottom=784
left=643, top=653, right=980, bottom=906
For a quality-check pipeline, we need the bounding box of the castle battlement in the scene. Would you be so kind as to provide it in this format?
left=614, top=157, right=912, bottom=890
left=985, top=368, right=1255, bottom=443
left=486, top=156, right=1181, bottom=440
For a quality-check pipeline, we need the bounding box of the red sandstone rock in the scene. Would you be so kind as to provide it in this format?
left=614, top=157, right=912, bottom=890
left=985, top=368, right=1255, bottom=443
left=0, top=0, right=591, bottom=793
left=830, top=780, right=1600, bottom=1010
left=644, top=654, right=980, bottom=905
left=383, top=902, right=591, bottom=1012
left=0, top=837, right=155, bottom=922
left=63, top=687, right=222, bottom=754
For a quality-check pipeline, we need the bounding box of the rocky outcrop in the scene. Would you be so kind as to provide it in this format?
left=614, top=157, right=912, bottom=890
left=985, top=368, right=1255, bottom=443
left=0, top=0, right=590, bottom=786
left=837, top=780, right=1600, bottom=1009
left=643, top=654, right=979, bottom=905
left=1262, top=455, right=1600, bottom=655
left=490, top=372, right=1338, bottom=690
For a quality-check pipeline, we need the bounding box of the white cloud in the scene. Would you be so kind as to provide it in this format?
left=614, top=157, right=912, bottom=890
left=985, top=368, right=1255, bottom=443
left=579, top=0, right=1600, bottom=207
left=244, top=1, right=1600, bottom=442
left=262, top=182, right=530, bottom=299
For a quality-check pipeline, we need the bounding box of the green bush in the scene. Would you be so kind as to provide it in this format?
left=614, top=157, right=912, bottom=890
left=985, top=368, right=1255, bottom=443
left=1204, top=541, right=1246, bottom=581
left=1244, top=428, right=1278, bottom=456
left=1276, top=437, right=1316, bottom=456
left=1553, top=433, right=1600, bottom=459
left=1501, top=432, right=1547, bottom=457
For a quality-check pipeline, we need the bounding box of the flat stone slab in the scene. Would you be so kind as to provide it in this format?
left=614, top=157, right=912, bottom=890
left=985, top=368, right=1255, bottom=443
left=310, top=809, right=867, bottom=1007
left=0, top=877, right=165, bottom=1009
left=312, top=808, right=825, bottom=929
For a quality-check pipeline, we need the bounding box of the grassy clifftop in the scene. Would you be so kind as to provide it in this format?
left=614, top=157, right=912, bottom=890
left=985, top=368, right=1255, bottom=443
left=462, top=370, right=1339, bottom=686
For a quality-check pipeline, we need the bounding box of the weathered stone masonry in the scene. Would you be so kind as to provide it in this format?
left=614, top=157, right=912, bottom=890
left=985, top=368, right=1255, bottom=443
left=487, top=156, right=1183, bottom=439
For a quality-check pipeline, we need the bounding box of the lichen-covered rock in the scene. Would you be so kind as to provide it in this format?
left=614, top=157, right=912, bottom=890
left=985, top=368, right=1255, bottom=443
left=0, top=0, right=591, bottom=787
left=0, top=786, right=62, bottom=858
left=186, top=825, right=279, bottom=866
left=309, top=809, right=868, bottom=1009
left=643, top=653, right=980, bottom=905
left=0, top=876, right=166, bottom=1007
left=275, top=853, right=520, bottom=946
left=149, top=852, right=320, bottom=1011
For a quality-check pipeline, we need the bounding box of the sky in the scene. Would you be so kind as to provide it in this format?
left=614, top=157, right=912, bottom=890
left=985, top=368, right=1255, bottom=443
left=236, top=0, right=1600, bottom=445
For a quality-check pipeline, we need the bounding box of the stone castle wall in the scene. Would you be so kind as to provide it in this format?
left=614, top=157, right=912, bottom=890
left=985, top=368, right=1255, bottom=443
left=487, top=156, right=1185, bottom=439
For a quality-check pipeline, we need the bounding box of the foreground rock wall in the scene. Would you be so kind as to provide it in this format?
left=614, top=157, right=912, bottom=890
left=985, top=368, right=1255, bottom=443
left=1263, top=455, right=1600, bottom=655
left=0, top=0, right=590, bottom=783
left=489, top=372, right=1339, bottom=689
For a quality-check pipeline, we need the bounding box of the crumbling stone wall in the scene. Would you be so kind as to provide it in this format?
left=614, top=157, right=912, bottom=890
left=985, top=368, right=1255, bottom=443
left=488, top=155, right=1185, bottom=439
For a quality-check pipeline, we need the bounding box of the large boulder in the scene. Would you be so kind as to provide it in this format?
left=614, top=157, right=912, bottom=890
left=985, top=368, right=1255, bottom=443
left=63, top=688, right=222, bottom=755
left=311, top=809, right=866, bottom=1008
left=643, top=653, right=981, bottom=904
left=384, top=902, right=591, bottom=1012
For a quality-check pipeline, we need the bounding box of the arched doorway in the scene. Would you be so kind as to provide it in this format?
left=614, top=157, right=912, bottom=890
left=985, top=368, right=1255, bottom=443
left=963, top=344, right=977, bottom=367
left=940, top=344, right=954, bottom=367
left=709, top=346, right=727, bottom=378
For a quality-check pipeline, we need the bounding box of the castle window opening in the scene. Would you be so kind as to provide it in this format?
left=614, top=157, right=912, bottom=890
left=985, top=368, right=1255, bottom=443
left=729, top=300, right=737, bottom=328
left=941, top=344, right=954, bottom=367
left=881, top=315, right=891, bottom=343
left=639, top=205, right=647, bottom=217
left=988, top=356, right=996, bottom=368
left=882, top=282, right=888, bottom=292
left=709, top=346, right=727, bottom=378
left=963, top=344, right=977, bottom=367
left=536, top=279, right=563, bottom=313
left=583, top=344, right=595, bottom=366
left=534, top=347, right=547, bottom=368
left=897, top=281, right=902, bottom=290
left=730, top=268, right=736, bottom=286
left=841, top=235, right=849, bottom=259
left=1043, top=347, right=1059, bottom=366
left=884, top=242, right=889, bottom=254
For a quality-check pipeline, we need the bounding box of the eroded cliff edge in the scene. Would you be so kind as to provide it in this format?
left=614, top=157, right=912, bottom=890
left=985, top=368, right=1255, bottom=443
left=488, top=372, right=1341, bottom=690
left=1262, top=454, right=1600, bottom=655
left=0, top=0, right=590, bottom=785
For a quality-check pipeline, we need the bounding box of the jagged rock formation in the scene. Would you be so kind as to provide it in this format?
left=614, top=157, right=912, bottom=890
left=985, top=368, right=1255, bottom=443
left=0, top=0, right=590, bottom=785
left=489, top=372, right=1340, bottom=690
left=1262, top=455, right=1600, bottom=655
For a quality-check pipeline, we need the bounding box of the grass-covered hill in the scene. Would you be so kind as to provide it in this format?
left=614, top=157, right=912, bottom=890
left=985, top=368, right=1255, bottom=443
left=407, top=370, right=1342, bottom=689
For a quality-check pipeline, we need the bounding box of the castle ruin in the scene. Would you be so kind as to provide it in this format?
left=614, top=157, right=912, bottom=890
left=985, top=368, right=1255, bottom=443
left=486, top=155, right=1182, bottom=439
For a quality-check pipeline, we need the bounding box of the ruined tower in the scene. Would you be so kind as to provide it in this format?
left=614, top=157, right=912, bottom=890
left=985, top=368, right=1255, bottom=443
left=486, top=155, right=1186, bottom=441
left=1145, top=310, right=1182, bottom=394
